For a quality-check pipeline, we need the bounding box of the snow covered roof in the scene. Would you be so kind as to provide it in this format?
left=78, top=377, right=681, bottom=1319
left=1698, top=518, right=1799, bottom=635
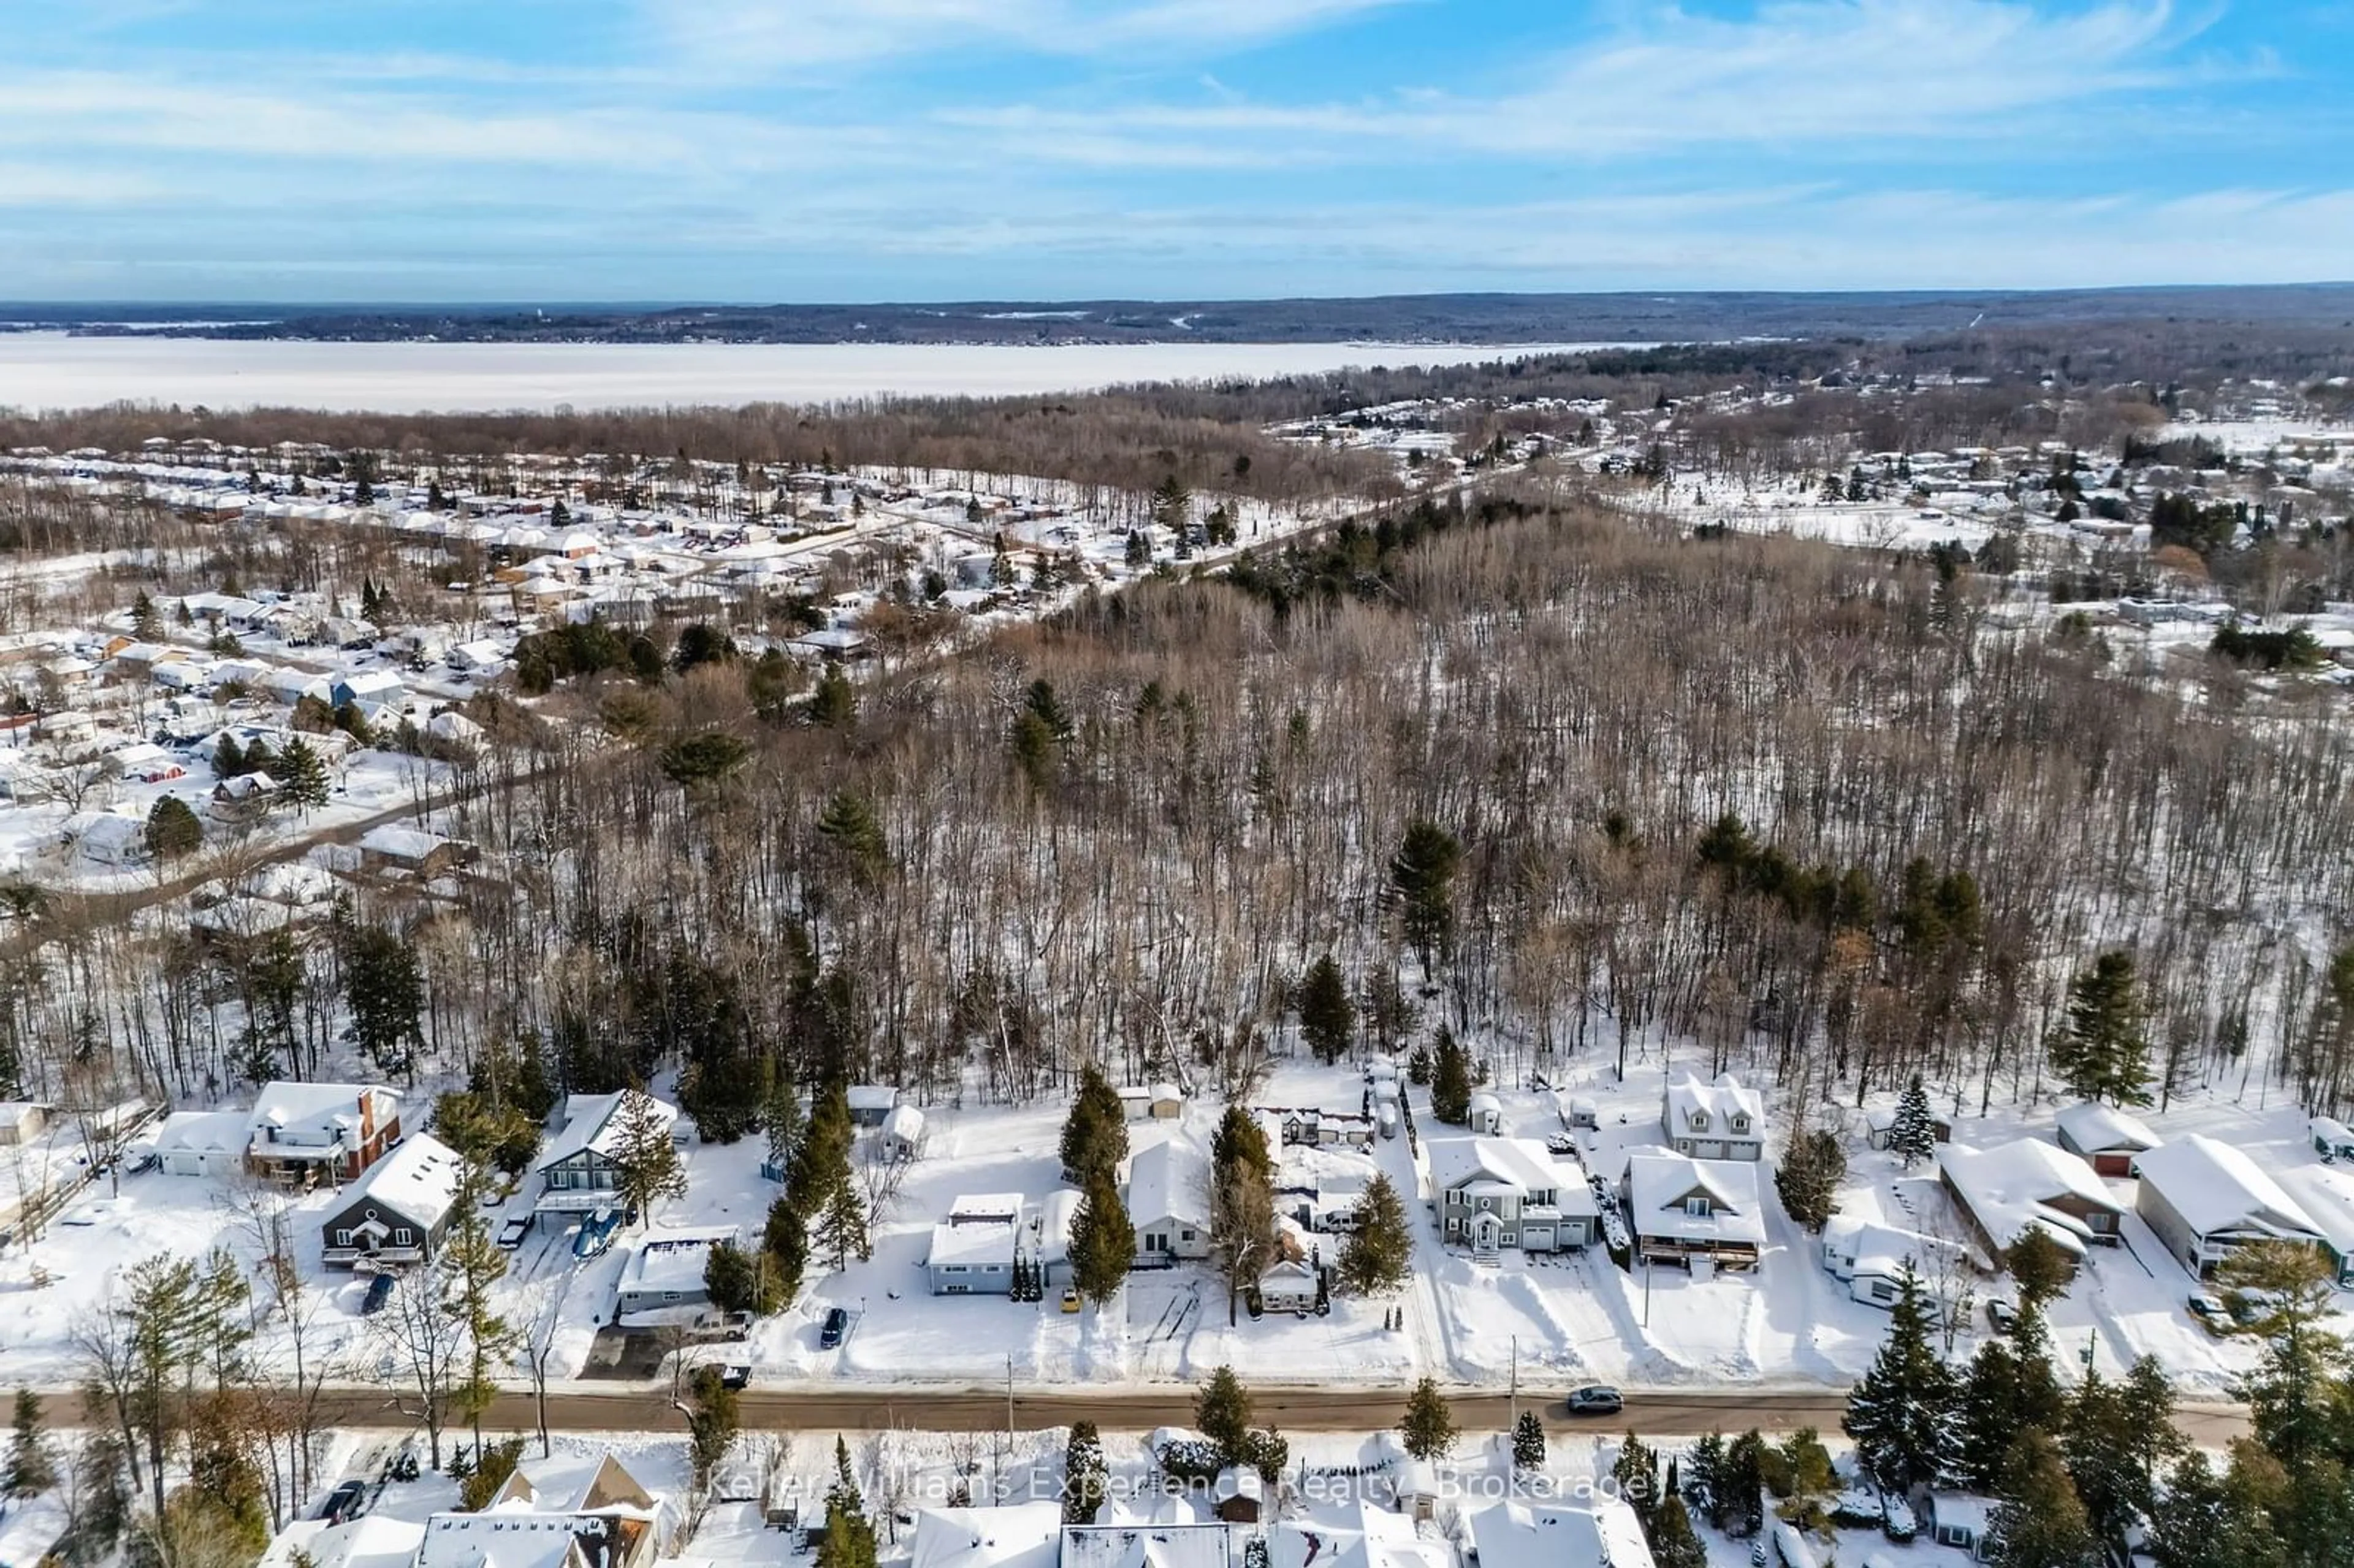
left=928, top=1195, right=1025, bottom=1268
left=1939, top=1138, right=2123, bottom=1255
left=847, top=1084, right=899, bottom=1112
left=414, top=1510, right=610, bottom=1568
left=248, top=1081, right=398, bottom=1156
left=907, top=1503, right=1065, bottom=1568
left=260, top=1514, right=426, bottom=1568
left=341, top=1132, right=465, bottom=1230
left=1624, top=1153, right=1767, bottom=1246
left=883, top=1103, right=926, bottom=1141
left=154, top=1108, right=248, bottom=1154
left=2054, top=1102, right=2159, bottom=1155
left=2135, top=1135, right=2320, bottom=1243
left=1664, top=1071, right=1763, bottom=1133
left=2274, top=1164, right=2354, bottom=1254
left=1035, top=1186, right=1082, bottom=1264
left=1430, top=1137, right=1598, bottom=1214
left=538, top=1089, right=675, bottom=1169
left=622, top=1227, right=740, bottom=1293
left=1466, top=1499, right=1658, bottom=1568
left=358, top=824, right=453, bottom=864
left=1126, top=1136, right=1209, bottom=1228
left=1825, top=1217, right=1955, bottom=1281
left=1064, top=1523, right=1233, bottom=1568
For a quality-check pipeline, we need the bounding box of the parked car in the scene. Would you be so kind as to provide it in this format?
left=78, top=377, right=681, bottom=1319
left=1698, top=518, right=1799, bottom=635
left=1060, top=1288, right=1081, bottom=1314
left=717, top=1364, right=752, bottom=1391
left=320, top=1479, right=368, bottom=1524
left=819, top=1306, right=850, bottom=1349
left=360, top=1272, right=398, bottom=1316
left=1986, top=1298, right=2017, bottom=1333
left=2188, top=1292, right=2228, bottom=1331
left=1545, top=1133, right=1578, bottom=1157
left=1566, top=1385, right=1623, bottom=1416
left=125, top=1151, right=161, bottom=1175
left=496, top=1216, right=532, bottom=1250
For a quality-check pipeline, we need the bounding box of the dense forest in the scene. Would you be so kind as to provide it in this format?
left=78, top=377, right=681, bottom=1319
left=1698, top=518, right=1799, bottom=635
left=10, top=476, right=2354, bottom=1145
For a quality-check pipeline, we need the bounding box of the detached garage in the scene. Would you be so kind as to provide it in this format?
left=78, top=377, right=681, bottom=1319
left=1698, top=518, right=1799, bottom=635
left=154, top=1109, right=247, bottom=1177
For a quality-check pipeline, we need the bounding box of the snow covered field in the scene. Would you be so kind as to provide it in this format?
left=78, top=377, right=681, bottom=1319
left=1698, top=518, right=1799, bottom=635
left=0, top=336, right=1632, bottom=414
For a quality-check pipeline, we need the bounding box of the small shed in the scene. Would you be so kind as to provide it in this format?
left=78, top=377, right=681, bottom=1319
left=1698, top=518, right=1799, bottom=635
left=1393, top=1460, right=1441, bottom=1523
left=1213, top=1466, right=1262, bottom=1524
left=879, top=1104, right=926, bottom=1163
left=0, top=1101, right=51, bottom=1146
left=1562, top=1095, right=1600, bottom=1130
left=846, top=1085, right=899, bottom=1130
left=1467, top=1092, right=1504, bottom=1135
left=2313, top=1116, right=2354, bottom=1163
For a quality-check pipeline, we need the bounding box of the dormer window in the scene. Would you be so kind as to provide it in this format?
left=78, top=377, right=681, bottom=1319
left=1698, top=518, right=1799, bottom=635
left=1689, top=1109, right=1710, bottom=1131
left=1685, top=1196, right=1712, bottom=1218
left=1732, top=1114, right=1750, bottom=1133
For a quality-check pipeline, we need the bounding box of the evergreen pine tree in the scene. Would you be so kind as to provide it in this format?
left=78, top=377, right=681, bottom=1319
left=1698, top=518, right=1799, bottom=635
left=610, top=1086, right=688, bottom=1224
left=1985, top=1429, right=2098, bottom=1568
left=130, top=592, right=162, bottom=641
left=761, top=1064, right=802, bottom=1177
left=212, top=732, right=247, bottom=779
left=1843, top=1263, right=1960, bottom=1498
left=1648, top=1496, right=1709, bottom=1568
left=1069, top=1171, right=1135, bottom=1307
left=1891, top=1074, right=1938, bottom=1168
left=1059, top=1065, right=1129, bottom=1188
left=1337, top=1173, right=1411, bottom=1296
left=1398, top=1377, right=1458, bottom=1461
left=1063, top=1421, right=1109, bottom=1524
left=815, top=1179, right=871, bottom=1269
left=1194, top=1366, right=1254, bottom=1466
left=1685, top=1433, right=1727, bottom=1524
left=2050, top=951, right=2152, bottom=1106
left=2, top=1388, right=55, bottom=1503
left=1956, top=1339, right=2025, bottom=1492
left=1775, top=1127, right=1845, bottom=1230
left=2005, top=1228, right=2075, bottom=1314
left=808, top=665, right=857, bottom=729
left=143, top=796, right=203, bottom=859
left=817, top=1437, right=877, bottom=1568
left=269, top=735, right=332, bottom=812
left=1428, top=1026, right=1472, bottom=1125
left=1719, top=1431, right=1767, bottom=1537
left=1390, top=819, right=1463, bottom=973
left=1297, top=956, right=1355, bottom=1064
left=762, top=1192, right=809, bottom=1303
left=1511, top=1410, right=1545, bottom=1472
left=1612, top=1434, right=1662, bottom=1528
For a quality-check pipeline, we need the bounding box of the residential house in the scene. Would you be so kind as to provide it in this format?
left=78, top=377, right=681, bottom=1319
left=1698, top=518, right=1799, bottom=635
left=2312, top=1116, right=2354, bottom=1163
left=1257, top=1255, right=1321, bottom=1314
left=1126, top=1138, right=1212, bottom=1265
left=1660, top=1072, right=1766, bottom=1161
left=245, top=1081, right=403, bottom=1184
left=903, top=1503, right=1064, bottom=1568
left=1622, top=1152, right=1768, bottom=1269
left=208, top=771, right=282, bottom=824
left=1820, top=1216, right=1959, bottom=1307
left=1913, top=1491, right=1997, bottom=1561
left=1938, top=1138, right=2125, bottom=1263
left=257, top=1515, right=425, bottom=1568
left=2054, top=1102, right=2160, bottom=1178
left=926, top=1192, right=1028, bottom=1295
left=847, top=1085, right=900, bottom=1129
left=418, top=1452, right=674, bottom=1568
left=614, top=1227, right=740, bottom=1322
left=1465, top=1498, right=1659, bottom=1568
left=2276, top=1163, right=2354, bottom=1287
left=1434, top=1136, right=1599, bottom=1254
left=1062, top=1520, right=1232, bottom=1568
left=321, top=1132, right=465, bottom=1267
left=330, top=669, right=405, bottom=710
left=77, top=813, right=151, bottom=867
left=1260, top=1105, right=1377, bottom=1152
left=357, top=824, right=465, bottom=877
left=534, top=1089, right=677, bottom=1220
left=2134, top=1134, right=2323, bottom=1279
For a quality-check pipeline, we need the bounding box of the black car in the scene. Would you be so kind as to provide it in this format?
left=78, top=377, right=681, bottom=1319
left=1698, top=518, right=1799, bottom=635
left=717, top=1364, right=752, bottom=1391
left=818, top=1307, right=850, bottom=1349
left=360, top=1272, right=398, bottom=1316
left=1566, top=1385, right=1624, bottom=1416
left=320, top=1480, right=368, bottom=1524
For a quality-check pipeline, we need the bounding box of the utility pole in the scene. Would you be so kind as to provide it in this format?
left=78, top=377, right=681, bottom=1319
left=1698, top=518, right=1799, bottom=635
left=1508, top=1336, right=1520, bottom=1434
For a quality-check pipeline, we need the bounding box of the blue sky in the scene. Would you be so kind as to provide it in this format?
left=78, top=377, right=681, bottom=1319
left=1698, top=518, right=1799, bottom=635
left=2, top=0, right=2348, bottom=302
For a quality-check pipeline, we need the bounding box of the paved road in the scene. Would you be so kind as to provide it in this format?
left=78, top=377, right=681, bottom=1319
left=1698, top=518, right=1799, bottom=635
left=305, top=1382, right=2252, bottom=1446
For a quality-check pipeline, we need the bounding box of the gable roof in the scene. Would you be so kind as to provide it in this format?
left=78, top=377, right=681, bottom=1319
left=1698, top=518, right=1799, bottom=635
left=248, top=1081, right=397, bottom=1155
left=1430, top=1137, right=1600, bottom=1214
left=1126, top=1136, right=1208, bottom=1228
left=1663, top=1071, right=1764, bottom=1131
left=1940, top=1137, right=2124, bottom=1256
left=2135, top=1135, right=2320, bottom=1242
left=538, top=1090, right=674, bottom=1170
left=2054, top=1102, right=2160, bottom=1156
left=1467, top=1499, right=1658, bottom=1568
left=907, top=1504, right=1065, bottom=1568
left=337, top=1132, right=466, bottom=1231
left=1624, top=1153, right=1766, bottom=1246
left=2274, top=1163, right=2354, bottom=1254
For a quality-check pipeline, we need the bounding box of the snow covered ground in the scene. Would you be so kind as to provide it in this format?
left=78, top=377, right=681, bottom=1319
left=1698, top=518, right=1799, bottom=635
left=0, top=337, right=1632, bottom=415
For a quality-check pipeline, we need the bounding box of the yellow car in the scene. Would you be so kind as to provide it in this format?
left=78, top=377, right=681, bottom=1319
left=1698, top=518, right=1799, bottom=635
left=1060, top=1287, right=1082, bottom=1313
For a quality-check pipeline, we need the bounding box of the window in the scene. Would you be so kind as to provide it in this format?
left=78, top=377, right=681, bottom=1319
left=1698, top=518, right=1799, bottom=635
left=394, top=1227, right=413, bottom=1246
left=1675, top=1139, right=1691, bottom=1154
left=1871, top=1281, right=1895, bottom=1302
left=1684, top=1196, right=1712, bottom=1218
left=335, top=1228, right=353, bottom=1247
left=1180, top=1228, right=1195, bottom=1243
left=1732, top=1115, right=1750, bottom=1133
left=942, top=1265, right=969, bottom=1274
left=983, top=1264, right=1004, bottom=1274
left=1146, top=1232, right=1170, bottom=1252
left=664, top=1291, right=680, bottom=1303
left=1689, top=1110, right=1709, bottom=1132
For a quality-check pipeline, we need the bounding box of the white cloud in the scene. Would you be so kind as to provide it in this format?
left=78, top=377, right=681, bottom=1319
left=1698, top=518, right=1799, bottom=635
left=644, top=0, right=1414, bottom=70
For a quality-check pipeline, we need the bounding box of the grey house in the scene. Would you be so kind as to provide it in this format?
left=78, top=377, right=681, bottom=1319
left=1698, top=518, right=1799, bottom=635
left=2134, top=1135, right=2321, bottom=1279
left=322, top=1133, right=465, bottom=1268
left=1433, top=1137, right=1598, bottom=1254
left=534, top=1089, right=678, bottom=1223
left=926, top=1193, right=1027, bottom=1295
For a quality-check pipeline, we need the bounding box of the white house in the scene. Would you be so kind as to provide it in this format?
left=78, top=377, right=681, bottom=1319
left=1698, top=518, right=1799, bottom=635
left=615, top=1227, right=741, bottom=1322
left=904, top=1503, right=1064, bottom=1568
left=1821, top=1216, right=1959, bottom=1307
left=1466, top=1499, right=1658, bottom=1568
left=1433, top=1136, right=1598, bottom=1254
left=1661, top=1071, right=1766, bottom=1161
left=878, top=1103, right=926, bottom=1163
left=153, top=1109, right=248, bottom=1176
left=1126, top=1138, right=1212, bottom=1264
left=1623, top=1152, right=1767, bottom=1269
left=1257, top=1255, right=1320, bottom=1314
left=78, top=813, right=151, bottom=867
left=2135, top=1134, right=2323, bottom=1279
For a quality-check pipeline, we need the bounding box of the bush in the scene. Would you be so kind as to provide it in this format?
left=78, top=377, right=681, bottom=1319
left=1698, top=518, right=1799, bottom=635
left=459, top=1438, right=526, bottom=1512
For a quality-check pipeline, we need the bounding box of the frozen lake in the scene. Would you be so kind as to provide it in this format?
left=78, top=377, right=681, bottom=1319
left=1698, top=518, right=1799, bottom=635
left=0, top=333, right=1631, bottom=414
